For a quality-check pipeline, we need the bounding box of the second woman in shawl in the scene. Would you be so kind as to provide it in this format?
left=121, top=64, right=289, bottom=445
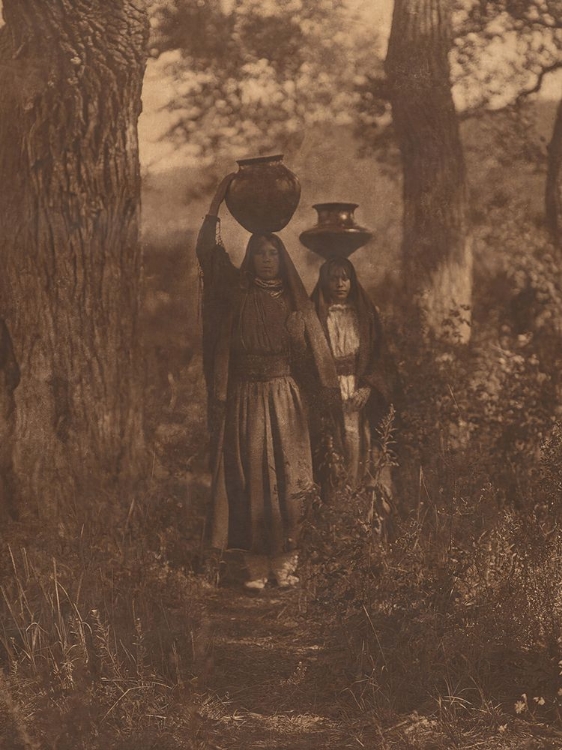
left=311, top=256, right=392, bottom=489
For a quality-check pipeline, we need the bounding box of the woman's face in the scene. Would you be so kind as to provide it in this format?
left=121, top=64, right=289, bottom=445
left=252, top=239, right=281, bottom=280
left=327, top=266, right=351, bottom=303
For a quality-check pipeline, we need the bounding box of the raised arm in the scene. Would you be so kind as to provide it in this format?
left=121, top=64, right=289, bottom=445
left=196, top=173, right=236, bottom=273
left=209, top=173, right=236, bottom=217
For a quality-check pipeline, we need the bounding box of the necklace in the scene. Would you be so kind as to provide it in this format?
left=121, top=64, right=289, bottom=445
left=254, top=277, right=285, bottom=299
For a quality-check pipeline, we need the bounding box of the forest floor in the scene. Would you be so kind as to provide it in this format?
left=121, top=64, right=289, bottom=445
left=141, top=242, right=562, bottom=750
left=190, top=576, right=562, bottom=750
left=197, top=584, right=371, bottom=750
left=6, top=230, right=562, bottom=750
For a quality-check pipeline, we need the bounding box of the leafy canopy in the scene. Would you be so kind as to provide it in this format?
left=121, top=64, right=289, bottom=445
left=452, top=0, right=562, bottom=111
left=142, top=0, right=378, bottom=171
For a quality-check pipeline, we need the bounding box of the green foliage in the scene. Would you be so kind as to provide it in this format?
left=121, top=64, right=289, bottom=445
left=300, top=423, right=562, bottom=726
left=369, top=208, right=562, bottom=507
left=357, top=1, right=562, bottom=155
left=0, top=481, right=211, bottom=749
left=142, top=0, right=379, bottom=170
left=540, top=422, right=562, bottom=507
left=452, top=0, right=562, bottom=111
left=299, top=207, right=562, bottom=727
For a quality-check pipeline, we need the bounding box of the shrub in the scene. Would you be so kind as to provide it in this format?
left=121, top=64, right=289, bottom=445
left=301, top=227, right=562, bottom=727
left=0, top=484, right=211, bottom=750
left=300, top=449, right=562, bottom=725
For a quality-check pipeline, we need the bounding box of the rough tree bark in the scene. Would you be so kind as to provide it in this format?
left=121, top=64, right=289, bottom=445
left=546, top=96, right=562, bottom=245
left=0, top=1, right=148, bottom=516
left=385, top=0, right=472, bottom=341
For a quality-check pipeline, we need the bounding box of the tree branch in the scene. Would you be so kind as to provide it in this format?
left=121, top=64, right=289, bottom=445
left=514, top=60, right=562, bottom=105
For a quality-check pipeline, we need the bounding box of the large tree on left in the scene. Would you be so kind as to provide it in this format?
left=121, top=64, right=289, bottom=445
left=0, top=1, right=148, bottom=516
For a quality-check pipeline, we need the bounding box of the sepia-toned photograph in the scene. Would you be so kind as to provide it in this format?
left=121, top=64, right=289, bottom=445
left=1, top=1, right=562, bottom=748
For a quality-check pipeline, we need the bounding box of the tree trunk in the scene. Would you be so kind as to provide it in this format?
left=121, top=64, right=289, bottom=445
left=0, top=1, right=148, bottom=517
left=546, top=96, right=562, bottom=245
left=385, top=0, right=472, bottom=341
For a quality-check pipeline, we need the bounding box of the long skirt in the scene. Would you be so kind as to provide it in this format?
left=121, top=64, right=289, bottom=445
left=342, top=407, right=371, bottom=487
left=223, top=375, right=312, bottom=555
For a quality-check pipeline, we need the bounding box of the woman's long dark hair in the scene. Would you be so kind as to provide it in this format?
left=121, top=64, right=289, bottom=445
left=316, top=256, right=359, bottom=304
left=311, top=256, right=379, bottom=337
left=311, top=255, right=400, bottom=422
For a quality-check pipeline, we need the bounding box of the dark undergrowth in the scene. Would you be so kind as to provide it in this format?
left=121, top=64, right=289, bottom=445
left=4, top=225, right=562, bottom=749
left=298, top=224, right=562, bottom=747
left=0, top=477, right=215, bottom=750
left=0, top=237, right=214, bottom=750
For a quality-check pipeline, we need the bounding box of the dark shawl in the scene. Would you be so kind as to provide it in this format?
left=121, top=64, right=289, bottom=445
left=197, top=215, right=339, bottom=406
left=310, top=257, right=393, bottom=427
left=196, top=215, right=340, bottom=546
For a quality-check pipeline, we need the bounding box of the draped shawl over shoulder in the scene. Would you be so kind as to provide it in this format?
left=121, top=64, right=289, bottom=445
left=197, top=215, right=339, bottom=406
left=196, top=215, right=340, bottom=549
left=310, top=257, right=393, bottom=425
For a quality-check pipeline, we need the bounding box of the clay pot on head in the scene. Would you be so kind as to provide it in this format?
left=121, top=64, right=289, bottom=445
left=225, top=154, right=301, bottom=234
left=299, top=202, right=373, bottom=260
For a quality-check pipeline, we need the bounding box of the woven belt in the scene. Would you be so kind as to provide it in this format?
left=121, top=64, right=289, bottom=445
left=334, top=354, right=357, bottom=377
left=232, top=353, right=291, bottom=381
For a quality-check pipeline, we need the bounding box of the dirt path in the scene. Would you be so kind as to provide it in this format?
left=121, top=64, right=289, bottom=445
left=197, top=585, right=377, bottom=750
left=192, top=583, right=562, bottom=750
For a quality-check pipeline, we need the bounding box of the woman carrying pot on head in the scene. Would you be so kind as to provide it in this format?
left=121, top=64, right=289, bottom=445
left=310, top=256, right=395, bottom=491
left=196, top=175, right=339, bottom=592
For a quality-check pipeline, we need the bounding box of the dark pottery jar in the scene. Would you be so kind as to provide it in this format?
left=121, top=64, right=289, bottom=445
left=225, top=154, right=301, bottom=234
left=299, top=202, right=373, bottom=259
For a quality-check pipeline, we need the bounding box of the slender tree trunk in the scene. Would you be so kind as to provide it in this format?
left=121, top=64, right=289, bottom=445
left=546, top=96, right=562, bottom=245
left=0, top=2, right=148, bottom=516
left=385, top=0, right=472, bottom=341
